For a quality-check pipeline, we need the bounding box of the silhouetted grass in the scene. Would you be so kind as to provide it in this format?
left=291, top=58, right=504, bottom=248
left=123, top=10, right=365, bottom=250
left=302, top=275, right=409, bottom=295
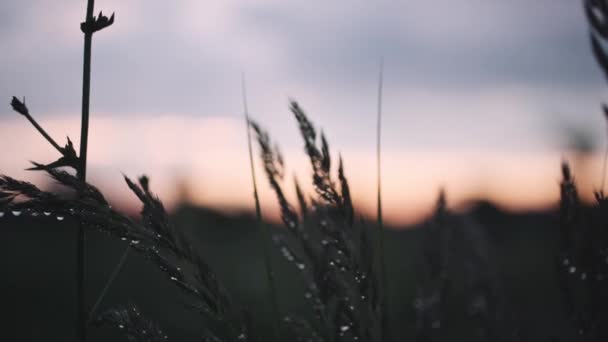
left=5, top=1, right=608, bottom=341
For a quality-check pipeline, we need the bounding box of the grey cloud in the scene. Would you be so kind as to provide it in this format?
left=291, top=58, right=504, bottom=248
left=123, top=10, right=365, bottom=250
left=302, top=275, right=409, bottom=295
left=238, top=0, right=602, bottom=91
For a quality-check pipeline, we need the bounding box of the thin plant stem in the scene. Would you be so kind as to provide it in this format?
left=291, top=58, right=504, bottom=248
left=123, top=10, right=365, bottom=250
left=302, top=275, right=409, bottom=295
left=87, top=248, right=131, bottom=323
left=376, top=57, right=389, bottom=341
left=602, top=134, right=608, bottom=193
left=19, top=106, right=64, bottom=155
left=78, top=1, right=96, bottom=340
left=242, top=73, right=281, bottom=342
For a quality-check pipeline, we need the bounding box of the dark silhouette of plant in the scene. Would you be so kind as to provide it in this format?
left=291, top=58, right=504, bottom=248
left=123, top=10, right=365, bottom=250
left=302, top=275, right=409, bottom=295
left=241, top=73, right=282, bottom=341
left=413, top=192, right=505, bottom=342
left=9, top=2, right=116, bottom=340
left=249, top=101, right=382, bottom=342
left=549, top=2, right=608, bottom=341
left=0, top=168, right=251, bottom=341
left=375, top=57, right=390, bottom=342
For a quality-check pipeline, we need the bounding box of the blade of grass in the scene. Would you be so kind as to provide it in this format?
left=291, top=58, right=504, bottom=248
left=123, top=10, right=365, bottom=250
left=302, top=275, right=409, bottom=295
left=242, top=73, right=281, bottom=341
left=78, top=1, right=96, bottom=340
left=376, top=57, right=389, bottom=342
left=87, top=248, right=131, bottom=323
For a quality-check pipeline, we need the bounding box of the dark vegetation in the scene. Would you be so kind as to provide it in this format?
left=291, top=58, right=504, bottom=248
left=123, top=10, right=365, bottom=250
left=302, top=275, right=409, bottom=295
left=3, top=0, right=608, bottom=341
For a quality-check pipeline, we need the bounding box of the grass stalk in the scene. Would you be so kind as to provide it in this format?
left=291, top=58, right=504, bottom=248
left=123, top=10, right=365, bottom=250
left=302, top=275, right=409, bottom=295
left=87, top=249, right=131, bottom=323
left=77, top=1, right=96, bottom=340
left=375, top=57, right=389, bottom=341
left=241, top=73, right=281, bottom=341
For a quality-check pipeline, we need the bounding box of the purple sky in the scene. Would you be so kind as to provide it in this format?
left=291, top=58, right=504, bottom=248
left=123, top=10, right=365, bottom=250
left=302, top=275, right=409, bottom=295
left=1, top=1, right=606, bottom=223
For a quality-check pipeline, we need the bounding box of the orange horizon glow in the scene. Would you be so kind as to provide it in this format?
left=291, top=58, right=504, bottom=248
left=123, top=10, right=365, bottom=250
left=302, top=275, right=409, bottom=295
left=0, top=115, right=602, bottom=226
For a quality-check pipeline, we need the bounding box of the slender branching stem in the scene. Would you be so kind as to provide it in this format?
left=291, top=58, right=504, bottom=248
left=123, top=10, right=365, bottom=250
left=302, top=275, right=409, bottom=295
left=376, top=57, right=389, bottom=341
left=19, top=106, right=65, bottom=155
left=242, top=73, right=281, bottom=342
left=78, top=1, right=96, bottom=341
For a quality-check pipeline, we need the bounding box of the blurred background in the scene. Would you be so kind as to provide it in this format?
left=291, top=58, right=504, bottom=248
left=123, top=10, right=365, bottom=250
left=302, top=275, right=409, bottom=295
left=0, top=0, right=606, bottom=341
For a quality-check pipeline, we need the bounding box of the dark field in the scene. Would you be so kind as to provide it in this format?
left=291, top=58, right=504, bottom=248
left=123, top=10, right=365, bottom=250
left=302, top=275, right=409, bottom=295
left=1, top=202, right=572, bottom=340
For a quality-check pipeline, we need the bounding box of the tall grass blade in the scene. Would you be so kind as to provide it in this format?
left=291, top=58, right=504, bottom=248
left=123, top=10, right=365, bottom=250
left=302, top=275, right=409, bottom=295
left=241, top=73, right=281, bottom=341
left=375, top=57, right=389, bottom=341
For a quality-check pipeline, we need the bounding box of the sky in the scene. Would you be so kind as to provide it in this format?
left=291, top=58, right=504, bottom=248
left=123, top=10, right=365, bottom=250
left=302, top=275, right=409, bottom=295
left=0, top=0, right=606, bottom=224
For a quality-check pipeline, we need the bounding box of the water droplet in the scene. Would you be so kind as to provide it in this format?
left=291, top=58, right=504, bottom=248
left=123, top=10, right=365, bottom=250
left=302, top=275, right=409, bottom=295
left=340, top=325, right=350, bottom=332
left=0, top=212, right=4, bottom=218
left=30, top=211, right=39, bottom=217
left=296, top=263, right=305, bottom=270
left=321, top=239, right=329, bottom=245
left=43, top=211, right=51, bottom=216
left=569, top=266, right=576, bottom=274
left=563, top=258, right=570, bottom=266
left=12, top=210, right=22, bottom=217
left=581, top=273, right=587, bottom=280
left=130, top=240, right=140, bottom=245
left=237, top=333, right=246, bottom=340
left=304, top=292, right=312, bottom=299
left=56, top=215, right=64, bottom=221
left=170, top=276, right=178, bottom=281
left=118, top=324, right=124, bottom=329
left=361, top=295, right=367, bottom=301
left=121, top=237, right=127, bottom=241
